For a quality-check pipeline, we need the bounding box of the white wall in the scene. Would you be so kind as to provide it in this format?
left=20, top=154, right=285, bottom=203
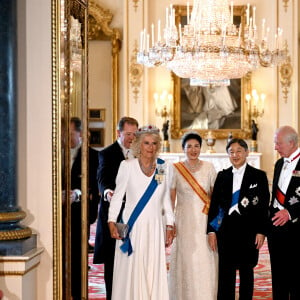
left=18, top=1, right=53, bottom=299
left=89, top=40, right=113, bottom=146
left=121, top=0, right=299, bottom=180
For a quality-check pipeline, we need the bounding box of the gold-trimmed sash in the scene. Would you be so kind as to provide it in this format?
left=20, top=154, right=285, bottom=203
left=174, top=161, right=210, bottom=215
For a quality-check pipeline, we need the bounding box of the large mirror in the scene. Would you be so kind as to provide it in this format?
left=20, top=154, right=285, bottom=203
left=52, top=0, right=121, bottom=299
left=53, top=0, right=89, bottom=299
left=170, top=5, right=252, bottom=139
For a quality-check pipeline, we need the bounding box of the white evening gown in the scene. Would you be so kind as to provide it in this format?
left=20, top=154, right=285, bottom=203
left=108, top=158, right=174, bottom=300
left=189, top=86, right=237, bottom=129
left=169, top=161, right=218, bottom=300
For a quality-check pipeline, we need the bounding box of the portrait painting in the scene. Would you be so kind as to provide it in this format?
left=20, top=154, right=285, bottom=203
left=89, top=128, right=104, bottom=147
left=180, top=78, right=241, bottom=130
left=88, top=108, right=105, bottom=121
left=170, top=5, right=252, bottom=139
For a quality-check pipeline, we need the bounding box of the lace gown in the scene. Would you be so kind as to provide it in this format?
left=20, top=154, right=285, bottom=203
left=169, top=160, right=218, bottom=300
left=108, top=158, right=174, bottom=300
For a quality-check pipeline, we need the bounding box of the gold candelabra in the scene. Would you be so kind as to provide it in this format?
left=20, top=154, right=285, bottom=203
left=246, top=89, right=265, bottom=123
left=154, top=90, right=172, bottom=121
left=246, top=89, right=265, bottom=152
left=154, top=91, right=172, bottom=152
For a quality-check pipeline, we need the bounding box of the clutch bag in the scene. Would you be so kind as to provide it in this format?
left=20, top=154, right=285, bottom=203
left=116, top=223, right=129, bottom=239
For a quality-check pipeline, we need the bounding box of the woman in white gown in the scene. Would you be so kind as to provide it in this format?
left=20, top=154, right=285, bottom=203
left=185, top=84, right=237, bottom=129
left=108, top=125, right=175, bottom=300
left=168, top=132, right=218, bottom=300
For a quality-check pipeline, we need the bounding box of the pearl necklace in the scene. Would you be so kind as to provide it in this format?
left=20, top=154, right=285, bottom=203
left=185, top=159, right=200, bottom=171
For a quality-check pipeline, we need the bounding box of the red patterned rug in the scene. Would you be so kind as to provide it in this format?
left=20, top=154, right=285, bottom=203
left=88, top=222, right=105, bottom=300
left=88, top=223, right=272, bottom=299
left=236, top=240, right=272, bottom=299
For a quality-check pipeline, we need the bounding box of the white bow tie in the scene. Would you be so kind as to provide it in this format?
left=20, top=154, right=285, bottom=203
left=232, top=168, right=243, bottom=175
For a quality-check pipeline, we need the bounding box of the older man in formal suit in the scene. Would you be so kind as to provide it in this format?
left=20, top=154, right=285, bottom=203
left=93, top=116, right=138, bottom=300
left=268, top=125, right=300, bottom=300
left=207, top=138, right=270, bottom=300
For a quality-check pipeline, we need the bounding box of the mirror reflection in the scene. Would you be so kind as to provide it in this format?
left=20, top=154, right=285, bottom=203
left=60, top=0, right=89, bottom=299
left=57, top=0, right=121, bottom=299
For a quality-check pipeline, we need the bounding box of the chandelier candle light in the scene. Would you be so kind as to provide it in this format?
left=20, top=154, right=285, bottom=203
left=137, top=0, right=287, bottom=86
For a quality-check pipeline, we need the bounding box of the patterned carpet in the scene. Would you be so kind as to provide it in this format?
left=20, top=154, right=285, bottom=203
left=88, top=222, right=272, bottom=299
left=236, top=240, right=272, bottom=299
left=88, top=222, right=105, bottom=300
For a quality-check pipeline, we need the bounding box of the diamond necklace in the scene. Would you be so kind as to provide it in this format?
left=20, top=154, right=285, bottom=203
left=185, top=159, right=200, bottom=171
left=139, top=159, right=156, bottom=175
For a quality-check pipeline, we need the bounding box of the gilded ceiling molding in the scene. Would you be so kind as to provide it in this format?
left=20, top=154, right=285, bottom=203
left=129, top=40, right=143, bottom=102
left=282, top=0, right=289, bottom=12
left=279, top=41, right=293, bottom=103
left=132, top=0, right=140, bottom=11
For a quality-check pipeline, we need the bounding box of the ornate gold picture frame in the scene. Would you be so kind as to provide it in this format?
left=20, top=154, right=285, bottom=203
left=170, top=5, right=252, bottom=139
left=89, top=128, right=105, bottom=147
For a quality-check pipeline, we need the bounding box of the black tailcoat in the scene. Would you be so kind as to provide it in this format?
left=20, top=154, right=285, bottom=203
left=93, top=141, right=125, bottom=263
left=69, top=146, right=99, bottom=298
left=207, top=164, right=270, bottom=266
left=93, top=141, right=125, bottom=300
left=268, top=158, right=300, bottom=300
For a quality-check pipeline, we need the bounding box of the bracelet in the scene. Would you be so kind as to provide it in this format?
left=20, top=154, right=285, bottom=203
left=166, top=225, right=174, bottom=231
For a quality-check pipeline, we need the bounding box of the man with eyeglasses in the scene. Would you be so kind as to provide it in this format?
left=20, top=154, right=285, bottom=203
left=93, top=116, right=138, bottom=300
left=207, top=138, right=270, bottom=300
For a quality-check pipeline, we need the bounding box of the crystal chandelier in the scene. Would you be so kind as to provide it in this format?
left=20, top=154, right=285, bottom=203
left=137, top=0, right=287, bottom=86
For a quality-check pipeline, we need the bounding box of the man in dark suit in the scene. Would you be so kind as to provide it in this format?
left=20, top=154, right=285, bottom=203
left=93, top=116, right=138, bottom=300
left=69, top=117, right=100, bottom=300
left=268, top=125, right=300, bottom=300
left=207, top=138, right=270, bottom=300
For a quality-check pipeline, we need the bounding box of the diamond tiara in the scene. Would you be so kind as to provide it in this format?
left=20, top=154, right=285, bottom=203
left=136, top=125, right=160, bottom=135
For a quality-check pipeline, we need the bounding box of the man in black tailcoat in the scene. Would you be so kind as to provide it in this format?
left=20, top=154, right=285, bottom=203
left=268, top=125, right=300, bottom=300
left=93, top=116, right=138, bottom=300
left=207, top=138, right=270, bottom=300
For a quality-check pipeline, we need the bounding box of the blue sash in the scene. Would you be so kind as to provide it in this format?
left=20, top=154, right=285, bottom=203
left=231, top=190, right=240, bottom=208
left=210, top=207, right=225, bottom=231
left=210, top=190, right=241, bottom=231
left=120, top=158, right=164, bottom=256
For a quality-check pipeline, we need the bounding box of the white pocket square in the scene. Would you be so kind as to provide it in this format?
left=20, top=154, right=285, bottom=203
left=249, top=183, right=257, bottom=189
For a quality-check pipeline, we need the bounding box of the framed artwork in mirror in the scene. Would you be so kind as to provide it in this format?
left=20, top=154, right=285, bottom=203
left=89, top=128, right=104, bottom=147
left=171, top=5, right=252, bottom=139
left=88, top=108, right=105, bottom=121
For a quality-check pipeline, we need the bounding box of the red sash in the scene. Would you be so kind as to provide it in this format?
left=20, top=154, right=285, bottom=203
left=276, top=187, right=285, bottom=205
left=174, top=161, right=210, bottom=215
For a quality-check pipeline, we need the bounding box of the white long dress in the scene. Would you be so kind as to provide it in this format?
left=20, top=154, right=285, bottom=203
left=189, top=86, right=238, bottom=129
left=108, top=158, right=174, bottom=300
left=169, top=161, right=218, bottom=300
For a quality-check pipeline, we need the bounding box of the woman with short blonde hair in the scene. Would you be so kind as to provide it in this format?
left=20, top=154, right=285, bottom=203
left=108, top=125, right=174, bottom=300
